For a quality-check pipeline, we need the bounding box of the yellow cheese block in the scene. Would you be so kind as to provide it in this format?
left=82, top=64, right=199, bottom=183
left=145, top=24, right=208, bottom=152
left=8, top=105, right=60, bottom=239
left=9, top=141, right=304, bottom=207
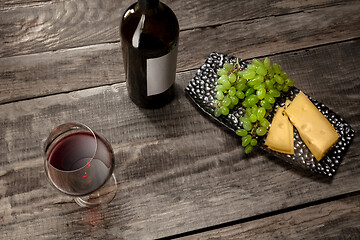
left=285, top=92, right=339, bottom=161
left=265, top=100, right=294, bottom=155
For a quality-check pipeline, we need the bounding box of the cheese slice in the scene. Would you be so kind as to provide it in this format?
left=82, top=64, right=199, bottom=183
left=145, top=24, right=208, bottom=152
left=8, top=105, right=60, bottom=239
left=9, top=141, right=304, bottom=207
left=285, top=92, right=338, bottom=161
left=265, top=100, right=294, bottom=155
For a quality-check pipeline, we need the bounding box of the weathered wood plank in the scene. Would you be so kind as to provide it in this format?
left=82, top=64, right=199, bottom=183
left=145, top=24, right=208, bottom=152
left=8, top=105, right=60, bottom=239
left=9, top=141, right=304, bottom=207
left=0, top=41, right=359, bottom=239
left=0, top=0, right=51, bottom=11
left=0, top=43, right=122, bottom=103
left=1, top=2, right=360, bottom=104
left=178, top=194, right=360, bottom=240
left=0, top=0, right=356, bottom=57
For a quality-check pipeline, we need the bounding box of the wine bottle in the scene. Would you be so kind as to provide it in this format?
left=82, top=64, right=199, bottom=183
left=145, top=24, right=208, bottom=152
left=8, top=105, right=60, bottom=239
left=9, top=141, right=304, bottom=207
left=120, top=0, right=179, bottom=108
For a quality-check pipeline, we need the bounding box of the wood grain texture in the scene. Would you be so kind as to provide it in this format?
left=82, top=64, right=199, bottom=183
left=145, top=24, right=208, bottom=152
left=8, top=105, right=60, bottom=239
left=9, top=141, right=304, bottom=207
left=0, top=43, right=122, bottom=103
left=0, top=41, right=359, bottom=239
left=0, top=0, right=51, bottom=11
left=1, top=0, right=360, bottom=239
left=1, top=1, right=360, bottom=104
left=0, top=0, right=356, bottom=57
left=178, top=194, right=360, bottom=240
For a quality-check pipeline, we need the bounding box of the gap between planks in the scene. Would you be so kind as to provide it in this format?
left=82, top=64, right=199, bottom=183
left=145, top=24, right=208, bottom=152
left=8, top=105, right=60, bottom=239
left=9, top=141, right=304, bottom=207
left=157, top=190, right=360, bottom=240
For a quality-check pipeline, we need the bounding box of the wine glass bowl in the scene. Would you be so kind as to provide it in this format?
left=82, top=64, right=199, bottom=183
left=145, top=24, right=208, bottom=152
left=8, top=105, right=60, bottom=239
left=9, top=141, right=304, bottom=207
left=44, top=123, right=117, bottom=208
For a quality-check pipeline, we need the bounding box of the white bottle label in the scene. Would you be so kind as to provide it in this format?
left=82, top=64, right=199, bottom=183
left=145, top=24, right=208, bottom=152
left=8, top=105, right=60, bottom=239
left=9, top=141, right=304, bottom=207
left=146, top=44, right=178, bottom=96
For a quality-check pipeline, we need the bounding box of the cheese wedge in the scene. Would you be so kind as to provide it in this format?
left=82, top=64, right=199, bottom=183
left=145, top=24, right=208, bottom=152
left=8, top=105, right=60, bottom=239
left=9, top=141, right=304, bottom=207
left=265, top=100, right=294, bottom=155
left=285, top=92, right=338, bottom=161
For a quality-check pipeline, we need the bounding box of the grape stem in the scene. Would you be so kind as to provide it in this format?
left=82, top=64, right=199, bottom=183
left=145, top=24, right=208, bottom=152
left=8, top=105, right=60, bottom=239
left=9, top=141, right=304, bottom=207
left=234, top=58, right=243, bottom=72
left=250, top=122, right=259, bottom=137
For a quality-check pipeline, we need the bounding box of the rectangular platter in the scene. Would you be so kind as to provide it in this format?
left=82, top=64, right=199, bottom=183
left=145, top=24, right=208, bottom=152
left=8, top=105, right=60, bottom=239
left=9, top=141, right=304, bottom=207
left=185, top=52, right=355, bottom=177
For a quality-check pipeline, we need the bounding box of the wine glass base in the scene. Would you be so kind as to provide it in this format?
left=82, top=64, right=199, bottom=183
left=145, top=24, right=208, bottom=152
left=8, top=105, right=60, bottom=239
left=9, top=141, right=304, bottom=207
left=74, top=173, right=117, bottom=208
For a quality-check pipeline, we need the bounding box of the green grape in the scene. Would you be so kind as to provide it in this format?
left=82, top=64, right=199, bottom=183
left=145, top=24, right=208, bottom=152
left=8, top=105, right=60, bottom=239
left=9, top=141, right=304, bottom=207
left=218, top=75, right=228, bottom=84
left=260, top=118, right=270, bottom=128
left=223, top=62, right=234, bottom=72
left=228, top=87, right=236, bottom=96
left=219, top=105, right=229, bottom=115
left=245, top=107, right=252, bottom=116
left=272, top=63, right=281, bottom=74
left=242, top=120, right=253, bottom=131
left=254, top=83, right=265, bottom=90
left=236, top=82, right=246, bottom=91
left=255, top=75, right=265, bottom=83
left=257, top=107, right=266, bottom=120
left=252, top=58, right=263, bottom=66
left=245, top=145, right=253, bottom=154
left=230, top=95, right=239, bottom=105
left=217, top=68, right=227, bottom=76
left=214, top=108, right=221, bottom=117
left=236, top=129, right=247, bottom=137
left=228, top=73, right=236, bottom=83
left=240, top=116, right=250, bottom=123
left=264, top=94, right=275, bottom=104
left=274, top=74, right=284, bottom=84
left=270, top=77, right=276, bottom=85
left=280, top=72, right=288, bottom=80
left=242, top=69, right=256, bottom=79
left=260, top=99, right=272, bottom=109
left=250, top=114, right=257, bottom=122
left=250, top=138, right=258, bottom=146
left=256, top=127, right=267, bottom=136
left=216, top=84, right=226, bottom=92
left=269, top=89, right=280, bottom=97
left=247, top=64, right=257, bottom=71
left=245, top=88, right=255, bottom=97
left=264, top=57, right=270, bottom=69
left=251, top=105, right=258, bottom=114
left=247, top=79, right=257, bottom=87
left=283, top=85, right=289, bottom=92
left=268, top=67, right=274, bottom=78
left=216, top=91, right=224, bottom=100
left=256, top=65, right=267, bottom=76
left=238, top=77, right=247, bottom=85
left=276, top=83, right=284, bottom=91
left=236, top=90, right=245, bottom=99
left=242, top=134, right=252, bottom=147
left=222, top=80, right=231, bottom=90
left=256, top=88, right=266, bottom=99
left=285, top=78, right=294, bottom=86
left=264, top=111, right=270, bottom=118
left=248, top=75, right=264, bottom=87
left=246, top=95, right=259, bottom=107
left=222, top=96, right=232, bottom=107
left=242, top=100, right=250, bottom=108
left=265, top=79, right=274, bottom=89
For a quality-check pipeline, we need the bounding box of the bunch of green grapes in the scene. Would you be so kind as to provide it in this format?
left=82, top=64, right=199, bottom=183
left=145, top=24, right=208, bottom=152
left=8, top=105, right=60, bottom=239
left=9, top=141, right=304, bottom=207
left=214, top=57, right=294, bottom=153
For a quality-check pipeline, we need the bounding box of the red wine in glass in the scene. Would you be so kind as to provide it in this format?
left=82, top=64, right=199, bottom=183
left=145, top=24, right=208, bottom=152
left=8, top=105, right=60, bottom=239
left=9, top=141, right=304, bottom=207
left=44, top=123, right=117, bottom=207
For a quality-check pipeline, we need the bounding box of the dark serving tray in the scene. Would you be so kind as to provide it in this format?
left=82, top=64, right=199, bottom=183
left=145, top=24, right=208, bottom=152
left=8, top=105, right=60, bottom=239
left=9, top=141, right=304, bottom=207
left=185, top=52, right=355, bottom=177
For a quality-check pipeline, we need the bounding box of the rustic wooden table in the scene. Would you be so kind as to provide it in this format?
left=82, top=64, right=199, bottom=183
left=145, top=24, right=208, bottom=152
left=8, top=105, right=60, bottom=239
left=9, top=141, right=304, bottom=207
left=1, top=0, right=359, bottom=239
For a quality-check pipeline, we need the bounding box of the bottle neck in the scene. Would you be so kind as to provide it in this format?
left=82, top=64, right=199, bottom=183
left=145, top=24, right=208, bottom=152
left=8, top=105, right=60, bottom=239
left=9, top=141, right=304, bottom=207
left=138, top=0, right=159, bottom=9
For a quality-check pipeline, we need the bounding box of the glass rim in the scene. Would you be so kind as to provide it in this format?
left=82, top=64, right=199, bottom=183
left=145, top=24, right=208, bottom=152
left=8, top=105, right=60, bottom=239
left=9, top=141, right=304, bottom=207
left=44, top=122, right=98, bottom=174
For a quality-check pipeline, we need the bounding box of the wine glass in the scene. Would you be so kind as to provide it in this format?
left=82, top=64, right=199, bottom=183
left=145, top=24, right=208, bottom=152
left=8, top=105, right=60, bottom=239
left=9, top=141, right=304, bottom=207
left=44, top=122, right=117, bottom=208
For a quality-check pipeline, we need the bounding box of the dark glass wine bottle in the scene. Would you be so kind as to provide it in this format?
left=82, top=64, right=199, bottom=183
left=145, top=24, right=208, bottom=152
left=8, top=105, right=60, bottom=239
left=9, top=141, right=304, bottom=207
left=120, top=0, right=179, bottom=108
